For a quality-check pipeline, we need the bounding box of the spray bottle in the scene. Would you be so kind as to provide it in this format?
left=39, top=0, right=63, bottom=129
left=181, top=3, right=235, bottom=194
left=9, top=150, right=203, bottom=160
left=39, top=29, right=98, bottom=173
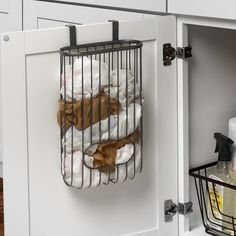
left=228, top=118, right=236, bottom=223
left=207, top=133, right=234, bottom=234
left=229, top=118, right=236, bottom=178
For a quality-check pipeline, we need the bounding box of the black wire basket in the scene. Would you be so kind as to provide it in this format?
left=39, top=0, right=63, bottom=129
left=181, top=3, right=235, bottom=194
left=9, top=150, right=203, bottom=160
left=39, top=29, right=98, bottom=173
left=58, top=24, right=143, bottom=189
left=190, top=162, right=236, bottom=236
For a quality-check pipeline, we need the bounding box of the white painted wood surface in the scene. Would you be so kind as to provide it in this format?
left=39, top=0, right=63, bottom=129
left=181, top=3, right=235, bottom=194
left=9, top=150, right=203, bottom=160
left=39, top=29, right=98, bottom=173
left=127, top=228, right=158, bottom=236
left=0, top=0, right=8, bottom=13
left=0, top=0, right=22, bottom=174
left=184, top=225, right=208, bottom=236
left=156, top=15, right=178, bottom=236
left=24, top=0, right=145, bottom=30
left=177, top=18, right=190, bottom=236
left=0, top=0, right=22, bottom=32
left=45, top=0, right=166, bottom=13
left=1, top=18, right=178, bottom=236
left=0, top=32, right=29, bottom=236
left=168, top=0, right=236, bottom=21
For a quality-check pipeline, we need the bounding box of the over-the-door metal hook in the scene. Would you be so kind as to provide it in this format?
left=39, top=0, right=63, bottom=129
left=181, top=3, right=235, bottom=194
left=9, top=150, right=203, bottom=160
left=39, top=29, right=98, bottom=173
left=108, top=20, right=119, bottom=41
left=66, top=25, right=77, bottom=47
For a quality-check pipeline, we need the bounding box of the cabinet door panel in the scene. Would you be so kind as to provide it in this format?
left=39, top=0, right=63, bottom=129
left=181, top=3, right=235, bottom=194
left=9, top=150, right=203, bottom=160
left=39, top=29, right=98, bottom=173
left=0, top=0, right=8, bottom=13
left=169, top=0, right=236, bottom=20
left=35, top=0, right=166, bottom=13
left=1, top=17, right=177, bottom=236
left=24, top=0, right=145, bottom=30
left=37, top=18, right=79, bottom=29
left=0, top=0, right=21, bottom=31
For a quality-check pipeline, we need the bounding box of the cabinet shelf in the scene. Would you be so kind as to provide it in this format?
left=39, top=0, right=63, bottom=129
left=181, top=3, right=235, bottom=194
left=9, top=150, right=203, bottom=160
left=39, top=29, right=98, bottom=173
left=185, top=225, right=208, bottom=236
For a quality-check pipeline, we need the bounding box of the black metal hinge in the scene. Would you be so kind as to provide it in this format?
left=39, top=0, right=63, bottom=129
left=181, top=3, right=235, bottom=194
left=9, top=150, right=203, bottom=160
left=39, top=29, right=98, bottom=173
left=164, top=199, right=193, bottom=222
left=163, top=43, right=192, bottom=66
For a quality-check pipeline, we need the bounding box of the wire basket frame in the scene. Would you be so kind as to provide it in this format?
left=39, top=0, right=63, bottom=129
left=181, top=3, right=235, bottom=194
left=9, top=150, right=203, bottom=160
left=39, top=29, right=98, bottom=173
left=58, top=40, right=143, bottom=189
left=190, top=162, right=236, bottom=236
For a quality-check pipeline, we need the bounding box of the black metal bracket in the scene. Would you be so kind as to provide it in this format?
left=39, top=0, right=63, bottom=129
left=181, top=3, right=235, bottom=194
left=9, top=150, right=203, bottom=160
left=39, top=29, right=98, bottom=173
left=177, top=46, right=192, bottom=59
left=108, top=20, right=119, bottom=41
left=67, top=25, right=77, bottom=47
left=178, top=202, right=193, bottom=215
left=164, top=199, right=193, bottom=222
left=163, top=43, right=176, bottom=66
left=163, top=43, right=192, bottom=66
left=67, top=21, right=118, bottom=46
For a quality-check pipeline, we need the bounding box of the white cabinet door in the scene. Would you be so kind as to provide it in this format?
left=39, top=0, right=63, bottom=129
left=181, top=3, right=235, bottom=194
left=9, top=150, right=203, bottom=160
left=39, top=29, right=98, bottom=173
left=24, top=0, right=145, bottom=30
left=33, top=0, right=166, bottom=14
left=0, top=0, right=22, bottom=32
left=168, top=0, right=236, bottom=20
left=1, top=17, right=177, bottom=236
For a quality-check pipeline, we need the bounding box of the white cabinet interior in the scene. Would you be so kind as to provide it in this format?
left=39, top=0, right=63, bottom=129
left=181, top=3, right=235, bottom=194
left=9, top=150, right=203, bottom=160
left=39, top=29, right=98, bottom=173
left=189, top=24, right=236, bottom=230
left=1, top=17, right=178, bottom=236
left=177, top=16, right=236, bottom=235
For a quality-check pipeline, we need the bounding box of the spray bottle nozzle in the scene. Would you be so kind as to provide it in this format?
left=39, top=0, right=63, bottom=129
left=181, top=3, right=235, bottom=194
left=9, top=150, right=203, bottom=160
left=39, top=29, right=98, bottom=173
left=214, top=133, right=234, bottom=162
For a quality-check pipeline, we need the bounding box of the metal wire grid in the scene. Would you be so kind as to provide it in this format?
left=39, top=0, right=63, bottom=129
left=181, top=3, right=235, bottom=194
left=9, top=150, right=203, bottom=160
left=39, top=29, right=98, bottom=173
left=59, top=40, right=143, bottom=189
left=190, top=162, right=236, bottom=236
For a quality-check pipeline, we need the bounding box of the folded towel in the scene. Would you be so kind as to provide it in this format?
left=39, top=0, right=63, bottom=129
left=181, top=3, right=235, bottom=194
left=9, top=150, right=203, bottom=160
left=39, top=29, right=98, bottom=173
left=60, top=57, right=141, bottom=107
left=60, top=57, right=109, bottom=101
left=62, top=103, right=142, bottom=154
left=104, top=70, right=141, bottom=106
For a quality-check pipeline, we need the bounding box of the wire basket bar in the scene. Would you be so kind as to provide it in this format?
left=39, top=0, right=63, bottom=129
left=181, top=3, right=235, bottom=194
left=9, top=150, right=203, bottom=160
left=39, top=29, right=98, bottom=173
left=190, top=162, right=236, bottom=236
left=58, top=37, right=143, bottom=189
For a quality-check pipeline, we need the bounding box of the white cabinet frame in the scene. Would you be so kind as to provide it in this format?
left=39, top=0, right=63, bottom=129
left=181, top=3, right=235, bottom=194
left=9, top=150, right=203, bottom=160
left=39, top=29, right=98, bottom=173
left=169, top=0, right=236, bottom=21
